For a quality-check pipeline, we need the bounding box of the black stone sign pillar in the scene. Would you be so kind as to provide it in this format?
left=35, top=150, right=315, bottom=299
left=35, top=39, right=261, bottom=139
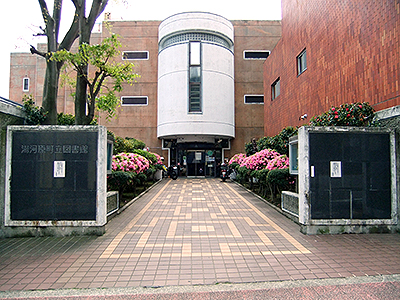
left=4, top=126, right=107, bottom=236
left=296, top=126, right=399, bottom=234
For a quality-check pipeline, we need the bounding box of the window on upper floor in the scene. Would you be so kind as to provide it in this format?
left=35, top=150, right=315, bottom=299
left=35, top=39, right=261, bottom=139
left=244, top=95, right=264, bottom=104
left=243, top=50, right=270, bottom=60
left=23, top=77, right=29, bottom=92
left=189, top=41, right=202, bottom=113
left=297, top=49, right=307, bottom=75
left=271, top=78, right=280, bottom=100
left=122, top=51, right=149, bottom=60
left=121, top=96, right=148, bottom=106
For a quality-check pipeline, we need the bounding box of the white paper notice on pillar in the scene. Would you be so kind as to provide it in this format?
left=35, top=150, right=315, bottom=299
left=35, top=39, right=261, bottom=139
left=330, top=161, right=342, bottom=178
left=54, top=161, right=66, bottom=178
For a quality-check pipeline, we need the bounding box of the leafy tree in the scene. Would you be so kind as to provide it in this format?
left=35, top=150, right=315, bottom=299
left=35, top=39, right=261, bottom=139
left=52, top=33, right=139, bottom=124
left=71, top=0, right=124, bottom=125
left=31, top=0, right=108, bottom=125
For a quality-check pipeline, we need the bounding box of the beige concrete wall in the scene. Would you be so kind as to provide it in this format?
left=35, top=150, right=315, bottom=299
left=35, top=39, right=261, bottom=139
left=98, top=21, right=162, bottom=154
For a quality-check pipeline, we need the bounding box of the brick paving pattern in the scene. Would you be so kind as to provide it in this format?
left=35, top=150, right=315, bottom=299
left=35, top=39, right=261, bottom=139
left=1, top=178, right=400, bottom=292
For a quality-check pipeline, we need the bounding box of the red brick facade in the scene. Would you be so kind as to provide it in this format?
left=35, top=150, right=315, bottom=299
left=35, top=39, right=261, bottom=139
left=264, top=0, right=400, bottom=136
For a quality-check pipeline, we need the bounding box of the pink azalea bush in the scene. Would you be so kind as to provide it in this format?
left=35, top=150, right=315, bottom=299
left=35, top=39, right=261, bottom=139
left=150, top=152, right=164, bottom=168
left=112, top=152, right=150, bottom=174
left=228, top=153, right=246, bottom=166
left=229, top=149, right=294, bottom=203
left=239, top=149, right=282, bottom=171
left=228, top=149, right=289, bottom=172
left=266, top=154, right=289, bottom=170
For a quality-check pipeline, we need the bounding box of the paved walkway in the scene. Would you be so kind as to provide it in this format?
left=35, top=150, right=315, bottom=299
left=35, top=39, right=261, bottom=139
left=1, top=178, right=400, bottom=298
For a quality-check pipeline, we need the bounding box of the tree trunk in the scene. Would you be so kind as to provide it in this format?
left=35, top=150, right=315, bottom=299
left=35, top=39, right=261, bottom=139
left=74, top=64, right=90, bottom=125
left=73, top=0, right=109, bottom=125
left=42, top=59, right=59, bottom=124
left=35, top=0, right=80, bottom=124
left=38, top=0, right=58, bottom=124
left=75, top=10, right=92, bottom=125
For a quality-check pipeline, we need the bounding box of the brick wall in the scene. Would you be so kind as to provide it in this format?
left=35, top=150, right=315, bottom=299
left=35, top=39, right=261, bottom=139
left=229, top=20, right=281, bottom=156
left=9, top=53, right=44, bottom=105
left=264, top=0, right=400, bottom=136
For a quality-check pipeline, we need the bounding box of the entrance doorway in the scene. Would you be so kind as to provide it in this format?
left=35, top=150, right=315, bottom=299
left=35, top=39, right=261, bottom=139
left=187, top=150, right=205, bottom=177
left=165, top=140, right=226, bottom=178
left=184, top=149, right=221, bottom=177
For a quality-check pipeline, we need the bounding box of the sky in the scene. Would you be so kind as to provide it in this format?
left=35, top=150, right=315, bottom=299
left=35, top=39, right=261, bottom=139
left=0, top=0, right=281, bottom=99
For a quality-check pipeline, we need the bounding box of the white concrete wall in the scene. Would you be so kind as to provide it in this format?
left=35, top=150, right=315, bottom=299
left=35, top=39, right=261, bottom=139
left=157, top=43, right=188, bottom=135
left=157, top=12, right=235, bottom=140
left=158, top=12, right=234, bottom=44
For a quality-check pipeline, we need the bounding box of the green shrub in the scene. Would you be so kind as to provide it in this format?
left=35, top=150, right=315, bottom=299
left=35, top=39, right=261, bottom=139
left=22, top=95, right=47, bottom=125
left=22, top=96, right=102, bottom=126
left=107, top=170, right=149, bottom=198
left=246, top=126, right=298, bottom=156
left=252, top=169, right=269, bottom=183
left=57, top=112, right=75, bottom=125
left=266, top=168, right=294, bottom=191
left=309, top=102, right=375, bottom=127
left=111, top=134, right=145, bottom=154
left=230, top=162, right=240, bottom=171
left=107, top=171, right=134, bottom=195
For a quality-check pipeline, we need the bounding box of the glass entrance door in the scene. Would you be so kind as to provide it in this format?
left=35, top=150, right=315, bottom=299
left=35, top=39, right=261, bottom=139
left=186, top=150, right=205, bottom=177
left=205, top=150, right=216, bottom=177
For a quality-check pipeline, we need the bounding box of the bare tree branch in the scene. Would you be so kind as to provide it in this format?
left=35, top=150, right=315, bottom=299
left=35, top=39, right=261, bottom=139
left=33, top=26, right=47, bottom=36
left=70, top=0, right=79, bottom=7
left=53, top=0, right=63, bottom=40
left=38, top=0, right=53, bottom=33
left=58, top=9, right=79, bottom=51
left=93, top=72, right=109, bottom=98
left=87, top=0, right=108, bottom=30
left=30, top=45, right=47, bottom=58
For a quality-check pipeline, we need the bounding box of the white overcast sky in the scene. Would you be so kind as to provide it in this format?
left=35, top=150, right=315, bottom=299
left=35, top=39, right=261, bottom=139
left=0, top=0, right=281, bottom=99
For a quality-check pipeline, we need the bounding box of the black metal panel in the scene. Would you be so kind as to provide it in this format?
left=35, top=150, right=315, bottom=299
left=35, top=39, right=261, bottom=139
left=310, top=189, right=330, bottom=219
left=10, top=130, right=98, bottom=221
left=309, top=132, right=391, bottom=219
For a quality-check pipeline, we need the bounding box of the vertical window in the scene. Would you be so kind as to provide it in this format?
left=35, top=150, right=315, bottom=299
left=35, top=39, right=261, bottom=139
left=297, top=49, right=307, bottom=75
left=23, top=77, right=29, bottom=92
left=189, top=42, right=201, bottom=113
left=271, top=78, right=280, bottom=100
left=190, top=42, right=201, bottom=65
